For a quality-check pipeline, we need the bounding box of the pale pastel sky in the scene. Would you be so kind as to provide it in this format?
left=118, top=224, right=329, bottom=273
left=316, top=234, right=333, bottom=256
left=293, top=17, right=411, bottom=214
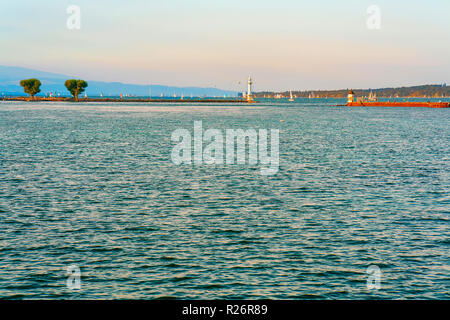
left=1, top=0, right=449, bottom=91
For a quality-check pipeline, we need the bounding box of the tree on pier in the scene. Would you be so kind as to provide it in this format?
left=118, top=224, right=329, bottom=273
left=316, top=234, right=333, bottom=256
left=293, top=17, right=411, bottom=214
left=19, top=78, right=41, bottom=99
left=64, top=79, right=88, bottom=101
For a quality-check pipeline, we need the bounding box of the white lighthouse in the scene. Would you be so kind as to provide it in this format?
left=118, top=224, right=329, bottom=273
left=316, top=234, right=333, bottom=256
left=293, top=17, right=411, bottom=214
left=347, top=89, right=355, bottom=104
left=247, top=76, right=253, bottom=102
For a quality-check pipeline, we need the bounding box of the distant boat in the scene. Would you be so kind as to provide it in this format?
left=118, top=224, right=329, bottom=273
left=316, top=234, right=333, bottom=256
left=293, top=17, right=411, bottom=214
left=289, top=91, right=294, bottom=102
left=368, top=90, right=377, bottom=102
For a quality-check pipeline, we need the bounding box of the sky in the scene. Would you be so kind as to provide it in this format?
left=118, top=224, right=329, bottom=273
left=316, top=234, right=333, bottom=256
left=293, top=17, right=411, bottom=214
left=1, top=0, right=449, bottom=91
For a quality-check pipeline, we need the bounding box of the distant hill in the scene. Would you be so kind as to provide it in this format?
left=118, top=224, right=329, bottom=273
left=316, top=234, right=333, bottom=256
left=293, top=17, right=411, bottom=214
left=0, top=66, right=237, bottom=97
left=257, top=84, right=449, bottom=98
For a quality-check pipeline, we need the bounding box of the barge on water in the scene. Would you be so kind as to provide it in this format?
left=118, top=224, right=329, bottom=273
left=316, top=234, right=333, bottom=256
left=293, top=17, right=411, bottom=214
left=345, top=90, right=450, bottom=108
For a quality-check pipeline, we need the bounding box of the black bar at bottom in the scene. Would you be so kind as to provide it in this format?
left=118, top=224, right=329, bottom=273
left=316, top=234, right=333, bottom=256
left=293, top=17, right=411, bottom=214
left=0, top=300, right=445, bottom=318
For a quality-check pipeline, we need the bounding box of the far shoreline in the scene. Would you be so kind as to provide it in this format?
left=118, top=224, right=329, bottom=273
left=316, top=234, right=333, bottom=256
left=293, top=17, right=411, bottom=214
left=1, top=96, right=252, bottom=104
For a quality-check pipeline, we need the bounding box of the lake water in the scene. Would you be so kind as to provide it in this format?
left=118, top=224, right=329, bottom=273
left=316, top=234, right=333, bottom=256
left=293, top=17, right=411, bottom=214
left=0, top=99, right=448, bottom=299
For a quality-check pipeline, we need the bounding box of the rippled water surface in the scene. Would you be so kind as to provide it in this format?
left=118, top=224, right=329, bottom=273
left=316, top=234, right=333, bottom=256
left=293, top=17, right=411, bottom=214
left=0, top=100, right=449, bottom=299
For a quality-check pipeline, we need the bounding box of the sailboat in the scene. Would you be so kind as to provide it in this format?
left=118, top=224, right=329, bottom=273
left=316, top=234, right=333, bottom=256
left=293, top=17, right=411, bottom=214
left=289, top=91, right=294, bottom=102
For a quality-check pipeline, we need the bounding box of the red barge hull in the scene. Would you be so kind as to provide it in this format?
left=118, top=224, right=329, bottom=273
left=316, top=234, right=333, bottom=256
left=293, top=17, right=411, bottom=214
left=347, top=101, right=449, bottom=108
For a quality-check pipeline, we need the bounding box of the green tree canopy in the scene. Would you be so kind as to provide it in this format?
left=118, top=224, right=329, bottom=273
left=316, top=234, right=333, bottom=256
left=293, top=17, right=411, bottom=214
left=19, top=78, right=41, bottom=98
left=64, top=79, right=88, bottom=101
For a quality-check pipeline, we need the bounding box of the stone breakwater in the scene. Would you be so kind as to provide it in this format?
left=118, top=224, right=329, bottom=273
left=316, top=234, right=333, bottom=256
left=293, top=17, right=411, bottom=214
left=1, top=96, right=251, bottom=103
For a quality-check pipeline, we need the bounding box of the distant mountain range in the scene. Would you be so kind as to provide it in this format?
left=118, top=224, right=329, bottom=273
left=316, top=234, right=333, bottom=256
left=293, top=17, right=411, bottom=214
left=0, top=66, right=237, bottom=97
left=4, top=65, right=448, bottom=99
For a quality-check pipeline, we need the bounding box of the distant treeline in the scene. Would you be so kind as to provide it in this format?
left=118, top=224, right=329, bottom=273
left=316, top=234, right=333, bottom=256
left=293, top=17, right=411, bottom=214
left=256, top=84, right=449, bottom=98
